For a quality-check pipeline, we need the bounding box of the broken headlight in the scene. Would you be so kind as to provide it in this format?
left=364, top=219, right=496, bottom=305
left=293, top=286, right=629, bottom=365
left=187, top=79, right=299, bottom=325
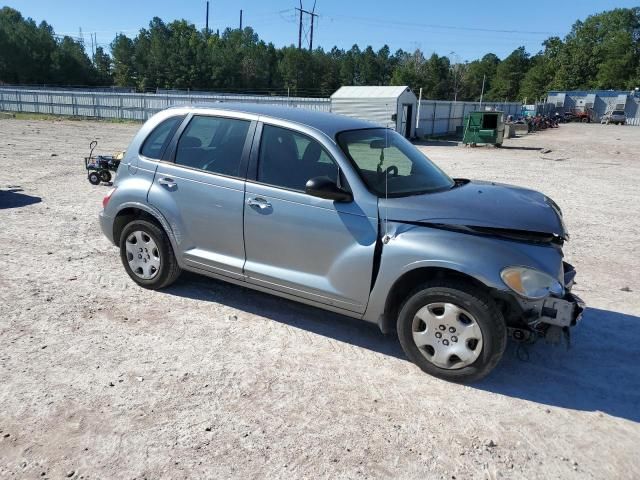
left=500, top=266, right=564, bottom=300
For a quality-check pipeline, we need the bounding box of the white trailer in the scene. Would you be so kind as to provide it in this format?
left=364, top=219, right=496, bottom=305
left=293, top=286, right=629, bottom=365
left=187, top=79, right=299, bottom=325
left=330, top=86, right=418, bottom=138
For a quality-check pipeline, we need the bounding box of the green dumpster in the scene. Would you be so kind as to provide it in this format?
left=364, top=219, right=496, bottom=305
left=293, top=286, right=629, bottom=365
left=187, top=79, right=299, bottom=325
left=462, top=111, right=505, bottom=146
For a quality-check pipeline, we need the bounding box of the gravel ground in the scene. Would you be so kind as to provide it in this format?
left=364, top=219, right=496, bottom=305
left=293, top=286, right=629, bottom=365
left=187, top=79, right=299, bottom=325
left=0, top=119, right=639, bottom=480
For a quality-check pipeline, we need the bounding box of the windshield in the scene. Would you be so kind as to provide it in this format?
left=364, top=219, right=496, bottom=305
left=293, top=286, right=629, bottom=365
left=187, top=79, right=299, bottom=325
left=337, top=128, right=454, bottom=197
left=612, top=110, right=625, bottom=115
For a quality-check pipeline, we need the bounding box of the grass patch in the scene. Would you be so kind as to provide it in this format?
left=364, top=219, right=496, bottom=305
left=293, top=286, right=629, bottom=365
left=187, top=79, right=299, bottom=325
left=0, top=111, right=141, bottom=124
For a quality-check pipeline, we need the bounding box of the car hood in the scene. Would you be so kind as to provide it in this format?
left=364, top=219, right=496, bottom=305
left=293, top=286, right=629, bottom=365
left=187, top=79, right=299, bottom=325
left=380, top=180, right=566, bottom=240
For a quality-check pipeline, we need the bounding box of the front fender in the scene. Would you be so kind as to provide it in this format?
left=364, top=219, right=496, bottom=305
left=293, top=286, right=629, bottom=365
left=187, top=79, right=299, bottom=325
left=362, top=222, right=563, bottom=326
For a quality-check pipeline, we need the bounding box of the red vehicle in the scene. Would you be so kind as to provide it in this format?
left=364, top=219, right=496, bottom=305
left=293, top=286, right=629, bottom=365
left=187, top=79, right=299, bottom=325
left=569, top=107, right=593, bottom=123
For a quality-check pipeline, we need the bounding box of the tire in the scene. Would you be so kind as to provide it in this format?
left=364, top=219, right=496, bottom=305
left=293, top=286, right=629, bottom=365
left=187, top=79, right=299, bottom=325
left=397, top=280, right=507, bottom=383
left=119, top=219, right=181, bottom=289
left=88, top=171, right=101, bottom=185
left=100, top=170, right=112, bottom=183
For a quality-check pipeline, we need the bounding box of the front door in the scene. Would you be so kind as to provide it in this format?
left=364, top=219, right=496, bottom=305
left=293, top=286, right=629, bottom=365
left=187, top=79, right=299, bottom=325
left=243, top=124, right=377, bottom=314
left=148, top=114, right=255, bottom=279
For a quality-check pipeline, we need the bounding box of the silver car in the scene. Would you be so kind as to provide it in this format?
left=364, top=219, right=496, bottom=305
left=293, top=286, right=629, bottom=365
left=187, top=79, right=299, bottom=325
left=602, top=110, right=627, bottom=125
left=99, top=104, right=584, bottom=382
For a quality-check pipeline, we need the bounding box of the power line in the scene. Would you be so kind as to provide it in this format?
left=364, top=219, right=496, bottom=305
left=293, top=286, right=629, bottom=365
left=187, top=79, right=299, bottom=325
left=320, top=13, right=560, bottom=36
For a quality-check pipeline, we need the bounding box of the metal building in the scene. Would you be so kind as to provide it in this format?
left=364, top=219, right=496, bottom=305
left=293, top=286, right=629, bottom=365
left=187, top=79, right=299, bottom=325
left=546, top=90, right=640, bottom=125
left=330, top=86, right=417, bottom=138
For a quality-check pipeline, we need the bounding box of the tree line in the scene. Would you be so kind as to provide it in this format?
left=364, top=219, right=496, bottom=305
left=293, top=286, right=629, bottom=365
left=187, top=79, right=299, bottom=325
left=1, top=6, right=639, bottom=101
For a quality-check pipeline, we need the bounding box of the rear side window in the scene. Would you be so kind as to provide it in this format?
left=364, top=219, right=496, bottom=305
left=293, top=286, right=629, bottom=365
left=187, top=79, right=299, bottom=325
left=257, top=125, right=339, bottom=191
left=140, top=116, right=184, bottom=159
left=175, top=116, right=250, bottom=177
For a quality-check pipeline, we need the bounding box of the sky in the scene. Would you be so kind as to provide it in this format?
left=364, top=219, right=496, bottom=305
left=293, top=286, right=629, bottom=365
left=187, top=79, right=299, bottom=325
left=4, top=0, right=639, bottom=60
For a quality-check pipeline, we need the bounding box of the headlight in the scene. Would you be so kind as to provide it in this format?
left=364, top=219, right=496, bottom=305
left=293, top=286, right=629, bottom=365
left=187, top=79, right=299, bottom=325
left=500, top=266, right=564, bottom=300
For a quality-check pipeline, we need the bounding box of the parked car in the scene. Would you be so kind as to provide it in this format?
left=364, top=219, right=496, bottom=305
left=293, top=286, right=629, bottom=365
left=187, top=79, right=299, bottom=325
left=601, top=110, right=627, bottom=125
left=99, top=105, right=585, bottom=382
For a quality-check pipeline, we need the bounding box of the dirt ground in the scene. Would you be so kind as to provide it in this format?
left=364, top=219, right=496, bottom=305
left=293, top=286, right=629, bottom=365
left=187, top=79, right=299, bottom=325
left=0, top=118, right=639, bottom=480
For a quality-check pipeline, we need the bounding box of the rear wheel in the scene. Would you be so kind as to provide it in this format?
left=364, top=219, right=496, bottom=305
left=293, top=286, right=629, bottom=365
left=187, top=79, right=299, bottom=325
left=397, top=280, right=507, bottom=382
left=119, top=219, right=181, bottom=289
left=100, top=170, right=112, bottom=183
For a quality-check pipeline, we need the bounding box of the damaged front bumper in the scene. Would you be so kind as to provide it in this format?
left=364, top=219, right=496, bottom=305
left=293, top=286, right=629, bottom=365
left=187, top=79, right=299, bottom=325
left=538, top=292, right=585, bottom=328
left=508, top=262, right=585, bottom=339
left=533, top=262, right=585, bottom=328
left=513, top=262, right=586, bottom=346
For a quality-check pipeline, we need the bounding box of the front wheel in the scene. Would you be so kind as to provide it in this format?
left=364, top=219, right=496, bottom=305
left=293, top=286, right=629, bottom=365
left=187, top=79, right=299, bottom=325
left=88, top=171, right=100, bottom=185
left=397, top=280, right=507, bottom=382
left=119, top=219, right=181, bottom=289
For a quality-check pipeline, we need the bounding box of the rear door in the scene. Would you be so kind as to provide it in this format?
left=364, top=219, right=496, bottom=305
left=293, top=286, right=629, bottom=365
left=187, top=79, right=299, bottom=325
left=133, top=114, right=185, bottom=184
left=242, top=123, right=377, bottom=313
left=148, top=113, right=256, bottom=279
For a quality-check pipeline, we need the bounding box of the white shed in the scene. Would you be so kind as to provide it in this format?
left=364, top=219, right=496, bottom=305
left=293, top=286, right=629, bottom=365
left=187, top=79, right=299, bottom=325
left=330, top=86, right=418, bottom=138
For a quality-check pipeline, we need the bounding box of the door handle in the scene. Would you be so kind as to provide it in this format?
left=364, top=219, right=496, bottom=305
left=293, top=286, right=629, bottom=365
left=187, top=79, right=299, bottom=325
left=246, top=197, right=272, bottom=209
left=158, top=177, right=177, bottom=188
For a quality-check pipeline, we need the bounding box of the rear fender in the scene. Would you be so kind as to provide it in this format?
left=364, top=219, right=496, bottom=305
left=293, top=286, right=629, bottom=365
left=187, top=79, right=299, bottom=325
left=113, top=201, right=179, bottom=257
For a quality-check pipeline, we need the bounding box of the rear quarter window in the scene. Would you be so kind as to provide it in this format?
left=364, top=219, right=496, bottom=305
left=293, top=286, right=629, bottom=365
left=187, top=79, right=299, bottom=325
left=140, top=116, right=184, bottom=159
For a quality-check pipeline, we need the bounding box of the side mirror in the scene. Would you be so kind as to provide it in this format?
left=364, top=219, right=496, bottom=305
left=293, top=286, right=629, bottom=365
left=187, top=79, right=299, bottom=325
left=305, top=176, right=352, bottom=202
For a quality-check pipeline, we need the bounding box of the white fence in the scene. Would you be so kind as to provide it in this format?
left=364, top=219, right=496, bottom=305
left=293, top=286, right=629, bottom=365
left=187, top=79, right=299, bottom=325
left=0, top=88, right=330, bottom=121
left=0, top=87, right=525, bottom=136
left=416, top=100, right=522, bottom=137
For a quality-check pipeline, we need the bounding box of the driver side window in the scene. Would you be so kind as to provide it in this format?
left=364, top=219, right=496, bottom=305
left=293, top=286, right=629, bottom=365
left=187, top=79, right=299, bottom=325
left=257, top=125, right=340, bottom=191
left=175, top=115, right=250, bottom=177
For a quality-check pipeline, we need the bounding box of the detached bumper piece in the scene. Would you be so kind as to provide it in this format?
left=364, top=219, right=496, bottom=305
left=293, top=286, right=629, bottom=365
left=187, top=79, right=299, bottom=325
left=539, top=292, right=585, bottom=328
left=563, top=261, right=577, bottom=290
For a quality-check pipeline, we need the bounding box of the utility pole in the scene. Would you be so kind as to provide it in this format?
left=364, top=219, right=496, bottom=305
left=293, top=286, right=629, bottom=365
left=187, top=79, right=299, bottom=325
left=309, top=1, right=317, bottom=51
left=239, top=9, right=243, bottom=30
left=205, top=1, right=210, bottom=36
left=296, top=1, right=303, bottom=49
left=449, top=51, right=462, bottom=103
left=295, top=1, right=319, bottom=51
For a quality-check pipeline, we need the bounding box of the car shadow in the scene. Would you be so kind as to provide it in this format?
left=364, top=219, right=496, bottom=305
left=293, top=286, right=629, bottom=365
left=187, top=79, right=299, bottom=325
left=477, top=307, right=640, bottom=422
left=165, top=274, right=640, bottom=422
left=498, top=145, right=544, bottom=151
left=0, top=187, right=42, bottom=209
left=413, top=139, right=460, bottom=148
left=165, top=272, right=405, bottom=359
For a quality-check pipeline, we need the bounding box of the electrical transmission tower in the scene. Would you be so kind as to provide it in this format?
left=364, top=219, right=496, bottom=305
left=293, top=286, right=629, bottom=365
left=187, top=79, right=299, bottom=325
left=295, top=1, right=318, bottom=51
